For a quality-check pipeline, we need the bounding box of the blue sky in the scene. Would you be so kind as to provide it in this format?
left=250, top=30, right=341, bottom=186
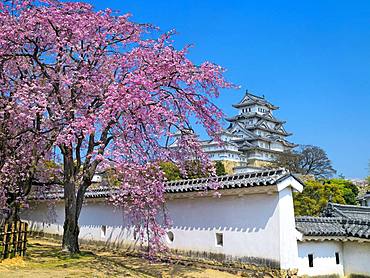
left=88, top=0, right=370, bottom=178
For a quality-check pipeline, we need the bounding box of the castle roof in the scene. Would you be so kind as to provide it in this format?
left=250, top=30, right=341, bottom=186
left=321, top=202, right=370, bottom=221
left=249, top=136, right=297, bottom=148
left=239, top=145, right=292, bottom=154
left=226, top=113, right=285, bottom=125
left=232, top=92, right=279, bottom=110
left=357, top=191, right=370, bottom=202
left=295, top=217, right=370, bottom=240
left=248, top=125, right=292, bottom=137
left=296, top=203, right=370, bottom=240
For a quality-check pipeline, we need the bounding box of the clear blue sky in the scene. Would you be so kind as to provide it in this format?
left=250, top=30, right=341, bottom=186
left=87, top=0, right=370, bottom=178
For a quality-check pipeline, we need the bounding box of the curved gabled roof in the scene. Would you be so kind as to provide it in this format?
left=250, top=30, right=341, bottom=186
left=296, top=216, right=370, bottom=239
left=321, top=202, right=370, bottom=221
left=226, top=113, right=285, bottom=125
left=232, top=92, right=279, bottom=110
left=296, top=217, right=347, bottom=237
left=296, top=203, right=370, bottom=240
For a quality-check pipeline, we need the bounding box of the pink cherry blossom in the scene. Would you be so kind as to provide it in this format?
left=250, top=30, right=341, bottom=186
left=0, top=0, right=232, bottom=254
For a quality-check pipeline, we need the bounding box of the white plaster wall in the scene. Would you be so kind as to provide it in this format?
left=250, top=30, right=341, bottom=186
left=22, top=200, right=136, bottom=246
left=22, top=192, right=284, bottom=266
left=277, top=187, right=299, bottom=269
left=271, top=142, right=284, bottom=152
left=297, top=241, right=344, bottom=277
left=22, top=201, right=132, bottom=227
left=343, top=241, right=370, bottom=276
left=166, top=193, right=281, bottom=263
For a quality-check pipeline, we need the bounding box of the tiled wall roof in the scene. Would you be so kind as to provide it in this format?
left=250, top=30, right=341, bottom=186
left=296, top=203, right=370, bottom=240
left=321, top=202, right=370, bottom=221
left=32, top=168, right=296, bottom=200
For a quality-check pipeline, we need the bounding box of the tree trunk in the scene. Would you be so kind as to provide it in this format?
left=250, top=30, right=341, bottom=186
left=61, top=147, right=82, bottom=253
left=60, top=145, right=95, bottom=254
left=5, top=192, right=20, bottom=223
left=62, top=210, right=80, bottom=253
left=62, top=180, right=80, bottom=253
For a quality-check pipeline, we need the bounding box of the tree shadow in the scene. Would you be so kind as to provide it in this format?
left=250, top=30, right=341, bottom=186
left=24, top=240, right=229, bottom=278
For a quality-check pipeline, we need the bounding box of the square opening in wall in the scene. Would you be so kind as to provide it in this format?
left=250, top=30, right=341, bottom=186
left=101, top=225, right=107, bottom=238
left=308, top=254, right=314, bottom=267
left=335, top=252, right=340, bottom=264
left=167, top=231, right=174, bottom=243
left=216, top=233, right=223, bottom=247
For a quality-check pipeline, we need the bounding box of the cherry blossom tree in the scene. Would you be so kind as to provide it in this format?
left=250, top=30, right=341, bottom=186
left=0, top=0, right=230, bottom=254
left=0, top=63, right=56, bottom=221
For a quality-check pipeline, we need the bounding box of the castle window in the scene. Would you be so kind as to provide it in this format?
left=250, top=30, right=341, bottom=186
left=216, top=233, right=223, bottom=247
left=335, top=252, right=340, bottom=264
left=167, top=231, right=174, bottom=243
left=308, top=254, right=314, bottom=267
left=101, top=225, right=107, bottom=238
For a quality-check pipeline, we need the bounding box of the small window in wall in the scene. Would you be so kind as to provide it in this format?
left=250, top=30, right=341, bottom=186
left=308, top=254, right=314, bottom=267
left=167, top=231, right=174, bottom=243
left=216, top=233, right=223, bottom=247
left=335, top=252, right=340, bottom=264
left=101, top=225, right=107, bottom=238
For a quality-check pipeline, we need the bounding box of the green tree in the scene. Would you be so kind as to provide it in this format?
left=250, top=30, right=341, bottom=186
left=159, top=160, right=208, bottom=180
left=215, top=161, right=226, bottom=176
left=294, top=178, right=359, bottom=216
left=160, top=160, right=226, bottom=181
left=159, top=162, right=181, bottom=181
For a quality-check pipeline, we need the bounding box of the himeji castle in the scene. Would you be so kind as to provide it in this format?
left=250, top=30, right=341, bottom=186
left=201, top=91, right=296, bottom=173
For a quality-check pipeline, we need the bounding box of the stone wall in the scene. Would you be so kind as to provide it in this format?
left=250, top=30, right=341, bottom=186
left=248, top=159, right=273, bottom=168
left=218, top=160, right=240, bottom=174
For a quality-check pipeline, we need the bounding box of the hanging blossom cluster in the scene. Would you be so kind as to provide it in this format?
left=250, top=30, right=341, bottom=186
left=0, top=0, right=232, bottom=254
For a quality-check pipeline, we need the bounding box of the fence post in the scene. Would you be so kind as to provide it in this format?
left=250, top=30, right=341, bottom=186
left=16, top=221, right=22, bottom=256
left=1, top=223, right=8, bottom=260
left=22, top=222, right=28, bottom=256
left=13, top=221, right=18, bottom=257
left=0, top=221, right=28, bottom=260
left=9, top=222, right=15, bottom=258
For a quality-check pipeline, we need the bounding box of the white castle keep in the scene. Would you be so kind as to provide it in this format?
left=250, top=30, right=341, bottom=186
left=201, top=91, right=296, bottom=173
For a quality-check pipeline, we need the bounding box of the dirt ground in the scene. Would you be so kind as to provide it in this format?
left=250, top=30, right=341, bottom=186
left=0, top=239, right=240, bottom=278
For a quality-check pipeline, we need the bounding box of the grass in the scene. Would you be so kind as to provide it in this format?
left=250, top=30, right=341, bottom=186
left=0, top=238, right=239, bottom=278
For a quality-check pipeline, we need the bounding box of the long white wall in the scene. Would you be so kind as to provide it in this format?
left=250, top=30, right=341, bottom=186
left=166, top=193, right=281, bottom=264
left=297, top=240, right=370, bottom=277
left=297, top=241, right=344, bottom=277
left=343, top=241, right=370, bottom=276
left=22, top=201, right=137, bottom=245
left=22, top=190, right=291, bottom=267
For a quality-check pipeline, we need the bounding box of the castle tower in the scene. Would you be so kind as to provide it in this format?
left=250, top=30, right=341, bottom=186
left=225, top=91, right=296, bottom=169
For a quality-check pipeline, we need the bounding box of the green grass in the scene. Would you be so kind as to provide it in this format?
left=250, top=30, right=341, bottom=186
left=0, top=238, right=237, bottom=278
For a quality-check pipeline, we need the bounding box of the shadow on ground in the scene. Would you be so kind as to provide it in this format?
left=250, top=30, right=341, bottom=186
left=0, top=239, right=238, bottom=278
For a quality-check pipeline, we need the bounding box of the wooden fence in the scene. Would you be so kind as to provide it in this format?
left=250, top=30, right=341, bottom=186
left=0, top=221, right=28, bottom=260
